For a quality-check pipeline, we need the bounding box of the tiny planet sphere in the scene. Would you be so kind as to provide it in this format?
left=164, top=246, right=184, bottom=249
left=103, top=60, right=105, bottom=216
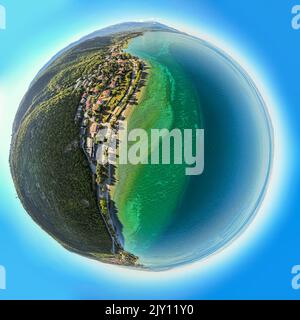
left=10, top=22, right=273, bottom=270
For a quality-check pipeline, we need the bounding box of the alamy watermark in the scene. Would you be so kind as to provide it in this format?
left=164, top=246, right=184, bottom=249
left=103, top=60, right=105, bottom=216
left=95, top=122, right=204, bottom=176
left=0, top=4, right=6, bottom=30
left=292, top=265, right=300, bottom=290
left=292, top=5, right=300, bottom=29
left=0, top=265, right=6, bottom=290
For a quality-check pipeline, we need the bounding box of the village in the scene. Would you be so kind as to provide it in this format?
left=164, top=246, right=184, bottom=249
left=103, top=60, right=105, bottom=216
left=74, top=38, right=145, bottom=261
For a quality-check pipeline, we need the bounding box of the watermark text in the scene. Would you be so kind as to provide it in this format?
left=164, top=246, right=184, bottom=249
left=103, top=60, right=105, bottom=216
left=0, top=265, right=6, bottom=290
left=0, top=4, right=6, bottom=30
left=95, top=122, right=204, bottom=176
left=292, top=265, right=300, bottom=290
left=292, top=5, right=300, bottom=29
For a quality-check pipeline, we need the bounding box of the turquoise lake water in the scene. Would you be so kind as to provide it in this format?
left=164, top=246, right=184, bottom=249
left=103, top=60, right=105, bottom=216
left=114, top=31, right=272, bottom=270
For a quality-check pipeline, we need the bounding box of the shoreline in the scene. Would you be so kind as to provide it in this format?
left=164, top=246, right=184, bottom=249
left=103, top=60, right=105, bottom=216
left=109, top=59, right=151, bottom=202
left=75, top=34, right=150, bottom=266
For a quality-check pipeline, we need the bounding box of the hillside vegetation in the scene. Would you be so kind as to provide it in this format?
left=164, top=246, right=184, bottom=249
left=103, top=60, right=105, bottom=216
left=10, top=37, right=117, bottom=260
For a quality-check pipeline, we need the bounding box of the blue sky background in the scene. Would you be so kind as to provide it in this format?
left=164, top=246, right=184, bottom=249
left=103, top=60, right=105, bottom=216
left=0, top=0, right=300, bottom=299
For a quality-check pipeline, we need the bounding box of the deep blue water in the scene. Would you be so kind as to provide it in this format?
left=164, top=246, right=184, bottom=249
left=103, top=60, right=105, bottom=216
left=127, top=32, right=272, bottom=269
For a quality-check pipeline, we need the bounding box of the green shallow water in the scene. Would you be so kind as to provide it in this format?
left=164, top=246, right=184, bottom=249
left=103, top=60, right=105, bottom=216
left=113, top=33, right=202, bottom=255
left=112, top=31, right=272, bottom=269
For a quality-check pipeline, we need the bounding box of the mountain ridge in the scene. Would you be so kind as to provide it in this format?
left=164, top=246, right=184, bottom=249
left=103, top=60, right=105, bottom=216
left=35, top=21, right=181, bottom=82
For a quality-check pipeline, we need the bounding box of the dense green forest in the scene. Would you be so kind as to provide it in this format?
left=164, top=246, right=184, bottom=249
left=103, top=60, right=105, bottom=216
left=10, top=37, right=117, bottom=260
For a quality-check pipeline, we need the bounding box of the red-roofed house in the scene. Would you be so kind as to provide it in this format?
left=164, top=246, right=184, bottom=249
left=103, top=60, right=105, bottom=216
left=102, top=89, right=111, bottom=97
left=92, top=104, right=99, bottom=112
left=110, top=80, right=117, bottom=88
left=86, top=100, right=91, bottom=109
left=97, top=98, right=104, bottom=105
left=100, top=90, right=111, bottom=99
left=90, top=123, right=99, bottom=138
